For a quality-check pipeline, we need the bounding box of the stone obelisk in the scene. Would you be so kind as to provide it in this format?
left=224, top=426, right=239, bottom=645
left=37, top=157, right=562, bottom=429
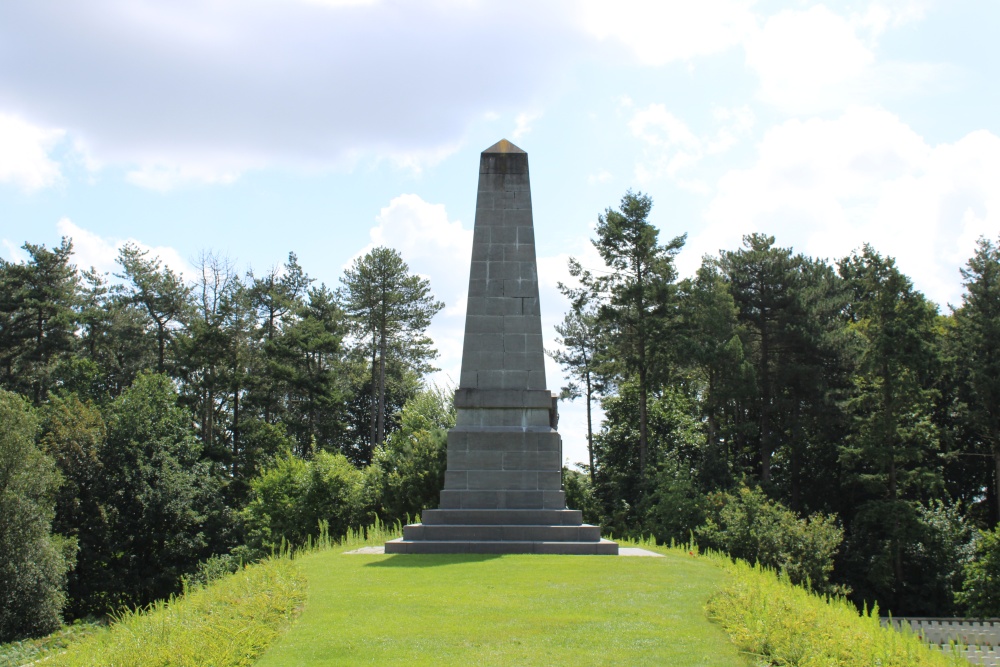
left=385, top=139, right=617, bottom=555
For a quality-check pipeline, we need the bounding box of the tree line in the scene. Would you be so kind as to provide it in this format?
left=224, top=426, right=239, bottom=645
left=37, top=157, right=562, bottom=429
left=554, top=190, right=1000, bottom=618
left=0, top=241, right=449, bottom=641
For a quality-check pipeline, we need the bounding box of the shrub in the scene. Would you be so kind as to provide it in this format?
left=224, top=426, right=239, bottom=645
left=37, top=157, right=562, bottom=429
left=373, top=386, right=454, bottom=524
left=696, top=485, right=845, bottom=594
left=563, top=468, right=601, bottom=523
left=242, top=449, right=371, bottom=554
left=957, top=525, right=1000, bottom=617
left=0, top=390, right=75, bottom=642
left=642, top=458, right=707, bottom=545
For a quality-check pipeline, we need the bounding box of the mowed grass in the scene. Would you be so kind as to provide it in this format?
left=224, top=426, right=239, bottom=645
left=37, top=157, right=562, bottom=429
left=255, top=546, right=746, bottom=667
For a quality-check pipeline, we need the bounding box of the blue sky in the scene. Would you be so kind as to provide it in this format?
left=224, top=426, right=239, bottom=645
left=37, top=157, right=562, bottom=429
left=1, top=0, right=998, bottom=466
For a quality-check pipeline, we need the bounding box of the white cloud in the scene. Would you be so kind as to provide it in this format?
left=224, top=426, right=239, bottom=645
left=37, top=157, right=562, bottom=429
left=587, top=169, right=612, bottom=185
left=0, top=113, right=64, bottom=192
left=686, top=106, right=1000, bottom=308
left=579, top=0, right=756, bottom=65
left=125, top=163, right=243, bottom=192
left=356, top=194, right=474, bottom=389
left=0, top=2, right=583, bottom=179
left=512, top=112, right=541, bottom=141
left=744, top=4, right=941, bottom=114
left=629, top=103, right=754, bottom=184
left=55, top=218, right=194, bottom=278
left=746, top=6, right=874, bottom=113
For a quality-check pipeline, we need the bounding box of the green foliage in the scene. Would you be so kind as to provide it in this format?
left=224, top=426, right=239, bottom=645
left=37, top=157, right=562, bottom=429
left=340, top=246, right=444, bottom=454
left=706, top=556, right=967, bottom=667
left=957, top=525, right=1000, bottom=616
left=37, top=393, right=107, bottom=619
left=0, top=620, right=102, bottom=667
left=0, top=239, right=80, bottom=404
left=242, top=450, right=371, bottom=554
left=93, top=373, right=225, bottom=613
left=0, top=390, right=75, bottom=642
left=374, top=385, right=454, bottom=524
left=572, top=190, right=685, bottom=476
left=696, top=485, right=845, bottom=594
left=643, top=460, right=707, bottom=546
left=562, top=467, right=601, bottom=524
left=43, top=555, right=306, bottom=667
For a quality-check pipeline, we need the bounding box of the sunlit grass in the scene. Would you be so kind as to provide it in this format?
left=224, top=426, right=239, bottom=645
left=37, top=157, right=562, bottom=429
left=255, top=540, right=744, bottom=667
left=40, top=556, right=306, bottom=667
left=705, top=555, right=969, bottom=667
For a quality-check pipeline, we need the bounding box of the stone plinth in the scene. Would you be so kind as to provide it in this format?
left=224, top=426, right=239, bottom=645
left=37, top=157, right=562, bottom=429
left=385, top=139, right=617, bottom=556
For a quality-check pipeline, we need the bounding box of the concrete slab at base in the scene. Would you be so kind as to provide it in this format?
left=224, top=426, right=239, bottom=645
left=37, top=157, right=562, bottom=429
left=384, top=538, right=619, bottom=555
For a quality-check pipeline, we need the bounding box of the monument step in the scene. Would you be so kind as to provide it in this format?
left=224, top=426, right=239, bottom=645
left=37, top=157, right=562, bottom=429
left=384, top=538, right=619, bottom=555
left=421, top=509, right=583, bottom=525
left=439, top=489, right=565, bottom=510
left=403, top=523, right=603, bottom=542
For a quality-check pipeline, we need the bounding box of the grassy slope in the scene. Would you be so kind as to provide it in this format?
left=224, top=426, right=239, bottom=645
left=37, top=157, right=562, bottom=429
left=255, top=546, right=745, bottom=667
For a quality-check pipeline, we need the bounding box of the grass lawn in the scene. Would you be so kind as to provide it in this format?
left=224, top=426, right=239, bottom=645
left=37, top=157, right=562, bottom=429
left=255, top=546, right=747, bottom=667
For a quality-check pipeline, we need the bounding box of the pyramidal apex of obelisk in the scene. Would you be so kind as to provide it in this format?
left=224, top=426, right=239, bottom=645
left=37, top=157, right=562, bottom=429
left=385, top=140, right=617, bottom=555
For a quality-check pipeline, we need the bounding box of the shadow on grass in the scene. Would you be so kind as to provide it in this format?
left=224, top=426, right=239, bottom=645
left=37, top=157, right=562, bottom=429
left=364, top=554, right=502, bottom=568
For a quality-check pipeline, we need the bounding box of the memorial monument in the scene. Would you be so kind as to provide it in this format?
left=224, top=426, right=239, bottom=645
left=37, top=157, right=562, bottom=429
left=385, top=139, right=618, bottom=555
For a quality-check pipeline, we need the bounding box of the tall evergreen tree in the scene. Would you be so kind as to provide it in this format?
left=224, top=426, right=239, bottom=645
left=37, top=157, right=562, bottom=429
left=0, top=239, right=80, bottom=403
left=340, top=247, right=443, bottom=453
left=549, top=290, right=605, bottom=483
left=953, top=236, right=1000, bottom=523
left=838, top=245, right=942, bottom=611
left=115, top=243, right=191, bottom=374
left=573, top=191, right=684, bottom=476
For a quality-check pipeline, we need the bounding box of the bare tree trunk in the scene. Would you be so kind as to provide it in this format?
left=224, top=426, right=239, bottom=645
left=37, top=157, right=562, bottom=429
left=993, top=447, right=1000, bottom=526
left=368, top=333, right=378, bottom=452
left=377, top=324, right=387, bottom=446
left=585, top=372, right=595, bottom=484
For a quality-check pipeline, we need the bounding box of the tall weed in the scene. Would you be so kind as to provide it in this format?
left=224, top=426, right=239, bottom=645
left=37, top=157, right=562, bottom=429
left=706, top=557, right=967, bottom=666
left=43, top=556, right=305, bottom=667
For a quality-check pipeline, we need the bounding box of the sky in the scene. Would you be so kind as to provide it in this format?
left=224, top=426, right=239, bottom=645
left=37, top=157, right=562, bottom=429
left=1, top=0, right=998, bottom=467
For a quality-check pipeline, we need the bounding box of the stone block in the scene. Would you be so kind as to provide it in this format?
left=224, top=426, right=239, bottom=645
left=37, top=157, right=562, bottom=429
left=468, top=470, right=539, bottom=491
left=522, top=298, right=540, bottom=315
left=505, top=243, right=535, bottom=262
left=475, top=192, right=494, bottom=210
left=447, top=449, right=503, bottom=470
left=503, top=450, right=560, bottom=470
left=420, top=509, right=584, bottom=525
left=491, top=227, right=518, bottom=244
left=503, top=351, right=531, bottom=371
left=469, top=260, right=488, bottom=280
left=542, top=491, right=566, bottom=509
left=503, top=315, right=542, bottom=335
left=503, top=279, right=538, bottom=298
left=517, top=226, right=535, bottom=244
left=444, top=471, right=468, bottom=489
left=537, top=471, right=563, bottom=490
left=513, top=192, right=532, bottom=209
left=527, top=370, right=547, bottom=389
left=503, top=209, right=533, bottom=226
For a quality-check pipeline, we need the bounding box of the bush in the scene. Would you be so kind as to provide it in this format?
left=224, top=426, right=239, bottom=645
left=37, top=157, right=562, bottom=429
left=957, top=525, right=1000, bottom=617
left=373, top=386, right=454, bottom=524
left=563, top=468, right=601, bottom=524
left=696, top=485, right=845, bottom=594
left=242, top=450, right=372, bottom=554
left=642, top=459, right=707, bottom=545
left=0, top=390, right=75, bottom=642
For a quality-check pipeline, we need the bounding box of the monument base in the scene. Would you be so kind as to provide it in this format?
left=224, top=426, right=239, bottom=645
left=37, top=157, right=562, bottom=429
left=385, top=509, right=618, bottom=555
